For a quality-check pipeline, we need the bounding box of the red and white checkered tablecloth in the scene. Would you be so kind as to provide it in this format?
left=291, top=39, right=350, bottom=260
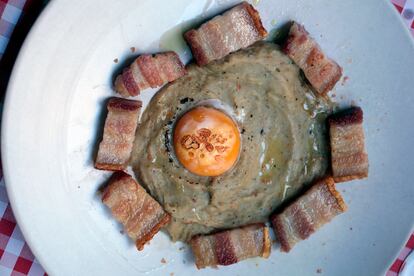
left=0, top=0, right=24, bottom=60
left=0, top=0, right=413, bottom=275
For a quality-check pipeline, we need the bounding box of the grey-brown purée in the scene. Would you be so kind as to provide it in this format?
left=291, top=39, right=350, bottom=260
left=131, top=42, right=333, bottom=241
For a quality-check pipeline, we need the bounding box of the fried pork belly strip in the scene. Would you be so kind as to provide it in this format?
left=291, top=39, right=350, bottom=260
left=114, top=52, right=186, bottom=97
left=95, top=98, right=141, bottom=171
left=190, top=224, right=271, bottom=269
left=184, top=2, right=267, bottom=66
left=283, top=22, right=342, bottom=95
left=102, top=171, right=171, bottom=250
left=271, top=177, right=347, bottom=252
left=328, top=107, right=368, bottom=182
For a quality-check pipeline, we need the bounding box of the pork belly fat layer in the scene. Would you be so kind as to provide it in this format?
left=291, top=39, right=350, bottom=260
left=329, top=107, right=368, bottom=182
left=95, top=98, right=141, bottom=171
left=102, top=171, right=171, bottom=250
left=184, top=1, right=267, bottom=66
left=271, top=177, right=347, bottom=252
left=190, top=223, right=271, bottom=269
left=283, top=22, right=342, bottom=95
left=114, top=51, right=186, bottom=97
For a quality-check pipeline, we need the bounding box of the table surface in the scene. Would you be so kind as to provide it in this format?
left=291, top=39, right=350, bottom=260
left=0, top=0, right=413, bottom=275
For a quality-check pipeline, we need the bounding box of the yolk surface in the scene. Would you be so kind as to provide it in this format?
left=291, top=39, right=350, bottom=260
left=173, top=106, right=241, bottom=176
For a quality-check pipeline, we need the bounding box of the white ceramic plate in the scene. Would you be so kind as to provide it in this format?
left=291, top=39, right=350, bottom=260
left=2, top=0, right=414, bottom=275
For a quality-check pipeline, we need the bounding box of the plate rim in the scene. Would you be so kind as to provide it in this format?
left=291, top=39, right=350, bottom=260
left=1, top=1, right=61, bottom=273
left=1, top=0, right=414, bottom=274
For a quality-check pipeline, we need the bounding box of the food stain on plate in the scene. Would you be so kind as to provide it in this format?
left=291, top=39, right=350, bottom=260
left=159, top=18, right=202, bottom=57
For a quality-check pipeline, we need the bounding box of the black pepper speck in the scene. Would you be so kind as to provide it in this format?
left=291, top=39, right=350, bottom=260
left=180, top=97, right=190, bottom=104
left=164, top=130, right=170, bottom=153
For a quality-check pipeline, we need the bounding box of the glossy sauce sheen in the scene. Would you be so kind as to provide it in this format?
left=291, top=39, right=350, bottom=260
left=131, top=42, right=333, bottom=241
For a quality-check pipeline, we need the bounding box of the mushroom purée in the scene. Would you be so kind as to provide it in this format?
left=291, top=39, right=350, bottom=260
left=131, top=42, right=334, bottom=241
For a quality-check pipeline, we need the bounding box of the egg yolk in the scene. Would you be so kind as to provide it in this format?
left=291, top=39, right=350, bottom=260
left=173, top=106, right=241, bottom=176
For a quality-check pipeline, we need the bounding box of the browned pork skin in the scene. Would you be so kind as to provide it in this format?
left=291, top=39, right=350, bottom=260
left=102, top=171, right=171, bottom=250
left=184, top=1, right=267, bottom=66
left=271, top=177, right=347, bottom=252
left=95, top=98, right=141, bottom=171
left=114, top=51, right=186, bottom=97
left=190, top=223, right=271, bottom=269
left=283, top=22, right=342, bottom=95
left=328, top=106, right=369, bottom=182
